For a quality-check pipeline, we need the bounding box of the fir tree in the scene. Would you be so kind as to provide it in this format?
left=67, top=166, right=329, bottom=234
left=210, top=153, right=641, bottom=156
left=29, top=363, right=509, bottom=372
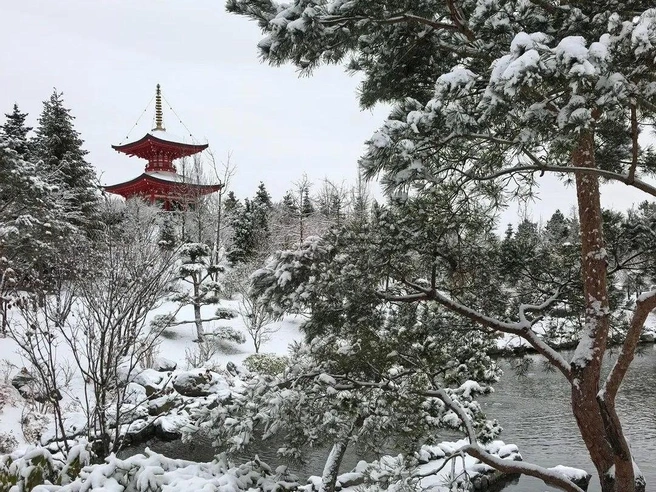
left=223, top=191, right=240, bottom=215
left=33, top=90, right=99, bottom=230
left=301, top=187, right=314, bottom=217
left=281, top=191, right=297, bottom=215
left=253, top=182, right=272, bottom=209
left=1, top=104, right=32, bottom=156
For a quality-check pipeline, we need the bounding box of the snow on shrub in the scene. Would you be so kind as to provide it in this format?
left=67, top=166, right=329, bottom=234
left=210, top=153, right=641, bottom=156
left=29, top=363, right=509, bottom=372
left=243, top=353, right=288, bottom=376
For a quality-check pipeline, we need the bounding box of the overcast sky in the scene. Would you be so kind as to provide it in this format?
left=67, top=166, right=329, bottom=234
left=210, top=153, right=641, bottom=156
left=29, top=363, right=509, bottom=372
left=1, top=0, right=652, bottom=226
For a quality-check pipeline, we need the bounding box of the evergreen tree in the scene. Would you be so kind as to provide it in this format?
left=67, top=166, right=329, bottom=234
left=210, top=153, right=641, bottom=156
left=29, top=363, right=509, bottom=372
left=544, top=210, right=570, bottom=247
left=1, top=104, right=32, bottom=156
left=230, top=1, right=656, bottom=489
left=301, top=187, right=314, bottom=217
left=228, top=185, right=273, bottom=265
left=281, top=191, right=297, bottom=215
left=223, top=191, right=240, bottom=215
left=33, top=90, right=99, bottom=230
left=0, top=136, right=72, bottom=330
left=253, top=181, right=272, bottom=209
left=170, top=242, right=224, bottom=341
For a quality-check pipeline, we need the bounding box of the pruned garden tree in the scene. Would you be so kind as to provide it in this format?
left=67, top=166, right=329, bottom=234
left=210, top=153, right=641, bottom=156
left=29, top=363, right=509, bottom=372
left=170, top=242, right=225, bottom=342
left=228, top=1, right=656, bottom=490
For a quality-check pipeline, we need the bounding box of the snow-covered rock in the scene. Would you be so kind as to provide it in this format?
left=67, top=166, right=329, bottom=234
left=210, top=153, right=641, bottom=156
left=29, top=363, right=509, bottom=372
left=132, top=369, right=168, bottom=397
left=147, top=394, right=178, bottom=416
left=549, top=465, right=591, bottom=489
left=152, top=357, right=177, bottom=372
left=172, top=369, right=231, bottom=398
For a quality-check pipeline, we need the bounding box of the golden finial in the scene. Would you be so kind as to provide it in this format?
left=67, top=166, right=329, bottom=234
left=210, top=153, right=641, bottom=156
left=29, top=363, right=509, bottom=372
left=154, top=84, right=165, bottom=131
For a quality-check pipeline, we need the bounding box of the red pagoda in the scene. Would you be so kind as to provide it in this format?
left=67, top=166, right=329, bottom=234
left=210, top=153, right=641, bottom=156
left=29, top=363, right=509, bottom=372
left=104, top=85, right=222, bottom=209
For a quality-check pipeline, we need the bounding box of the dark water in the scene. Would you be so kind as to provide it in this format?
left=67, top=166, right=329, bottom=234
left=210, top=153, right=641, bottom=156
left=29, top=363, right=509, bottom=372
left=483, top=345, right=656, bottom=491
left=126, top=346, right=656, bottom=490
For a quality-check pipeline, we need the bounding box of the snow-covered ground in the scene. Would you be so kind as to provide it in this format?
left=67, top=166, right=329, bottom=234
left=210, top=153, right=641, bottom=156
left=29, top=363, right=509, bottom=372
left=0, top=298, right=303, bottom=452
left=0, top=297, right=593, bottom=491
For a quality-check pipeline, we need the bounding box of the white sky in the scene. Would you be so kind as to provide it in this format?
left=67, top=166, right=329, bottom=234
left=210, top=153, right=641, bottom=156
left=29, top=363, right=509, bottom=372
left=0, top=0, right=652, bottom=226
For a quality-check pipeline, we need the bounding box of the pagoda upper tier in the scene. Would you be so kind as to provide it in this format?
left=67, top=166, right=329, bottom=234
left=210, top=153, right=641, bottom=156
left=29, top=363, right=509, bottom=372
left=112, top=130, right=208, bottom=173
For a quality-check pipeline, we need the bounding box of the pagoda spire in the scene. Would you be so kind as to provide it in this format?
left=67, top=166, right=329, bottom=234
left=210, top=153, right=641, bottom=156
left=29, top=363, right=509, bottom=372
left=154, top=84, right=165, bottom=131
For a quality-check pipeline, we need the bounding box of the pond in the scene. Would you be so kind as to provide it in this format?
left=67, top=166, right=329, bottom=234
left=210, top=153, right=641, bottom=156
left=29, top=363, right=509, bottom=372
left=124, top=345, right=656, bottom=491
left=482, top=345, right=656, bottom=491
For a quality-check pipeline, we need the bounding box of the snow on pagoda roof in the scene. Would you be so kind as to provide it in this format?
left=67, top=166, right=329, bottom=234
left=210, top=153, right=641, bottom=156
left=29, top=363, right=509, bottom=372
left=116, top=130, right=207, bottom=148
left=145, top=171, right=185, bottom=182
left=103, top=172, right=222, bottom=196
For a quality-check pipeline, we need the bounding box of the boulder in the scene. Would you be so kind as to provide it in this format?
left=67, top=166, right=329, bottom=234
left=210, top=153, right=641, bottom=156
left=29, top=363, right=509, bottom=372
left=11, top=369, right=34, bottom=391
left=153, top=413, right=188, bottom=441
left=172, top=369, right=230, bottom=398
left=226, top=361, right=248, bottom=377
left=11, top=370, right=62, bottom=403
left=133, top=369, right=168, bottom=397
left=153, top=357, right=177, bottom=372
left=148, top=395, right=178, bottom=416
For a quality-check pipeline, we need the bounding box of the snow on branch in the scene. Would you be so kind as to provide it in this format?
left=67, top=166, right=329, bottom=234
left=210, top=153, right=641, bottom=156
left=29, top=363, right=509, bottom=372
left=380, top=279, right=572, bottom=379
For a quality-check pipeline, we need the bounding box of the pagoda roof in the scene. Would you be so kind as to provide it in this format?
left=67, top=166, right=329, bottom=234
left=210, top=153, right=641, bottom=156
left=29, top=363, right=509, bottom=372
left=112, top=131, right=208, bottom=159
left=103, top=172, right=222, bottom=199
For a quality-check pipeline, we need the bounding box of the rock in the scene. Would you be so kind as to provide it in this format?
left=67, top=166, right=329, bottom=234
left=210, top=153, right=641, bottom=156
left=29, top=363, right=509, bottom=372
left=133, top=369, right=168, bottom=397
left=124, top=383, right=148, bottom=405
left=11, top=369, right=34, bottom=391
left=640, top=332, right=655, bottom=343
left=153, top=413, right=188, bottom=441
left=122, top=419, right=155, bottom=447
left=226, top=361, right=247, bottom=377
left=153, top=357, right=177, bottom=372
left=172, top=369, right=230, bottom=398
left=154, top=423, right=181, bottom=441
left=548, top=465, right=591, bottom=490
left=148, top=395, right=178, bottom=416
left=11, top=370, right=62, bottom=403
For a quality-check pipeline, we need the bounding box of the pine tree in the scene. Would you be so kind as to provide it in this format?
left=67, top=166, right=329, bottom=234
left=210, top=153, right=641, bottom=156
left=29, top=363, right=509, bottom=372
left=33, top=90, right=99, bottom=230
left=171, top=242, right=224, bottom=341
left=1, top=104, right=32, bottom=156
left=230, top=1, right=656, bottom=489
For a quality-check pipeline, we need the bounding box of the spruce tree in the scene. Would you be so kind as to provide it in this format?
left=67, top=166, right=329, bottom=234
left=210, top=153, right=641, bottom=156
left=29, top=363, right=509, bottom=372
left=33, top=90, right=99, bottom=231
left=223, top=191, right=240, bottom=215
left=301, top=187, right=314, bottom=217
left=1, top=104, right=32, bottom=156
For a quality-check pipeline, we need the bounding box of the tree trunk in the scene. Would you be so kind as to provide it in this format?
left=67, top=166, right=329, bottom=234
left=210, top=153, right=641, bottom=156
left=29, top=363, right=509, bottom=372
left=319, top=438, right=349, bottom=492
left=571, top=131, right=639, bottom=491
left=194, top=301, right=204, bottom=342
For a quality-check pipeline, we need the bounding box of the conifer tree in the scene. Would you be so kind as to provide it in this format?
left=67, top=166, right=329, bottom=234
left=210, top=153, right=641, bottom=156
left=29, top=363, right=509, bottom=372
left=230, top=1, right=656, bottom=489
left=223, top=191, right=240, bottom=215
left=33, top=90, right=99, bottom=230
left=1, top=104, right=32, bottom=156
